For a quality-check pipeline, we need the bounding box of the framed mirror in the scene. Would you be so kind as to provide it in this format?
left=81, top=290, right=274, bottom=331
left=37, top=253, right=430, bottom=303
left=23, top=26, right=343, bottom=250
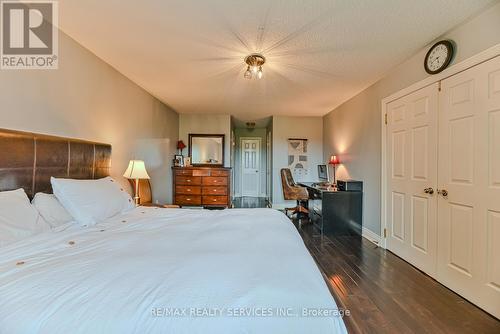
left=188, top=134, right=225, bottom=166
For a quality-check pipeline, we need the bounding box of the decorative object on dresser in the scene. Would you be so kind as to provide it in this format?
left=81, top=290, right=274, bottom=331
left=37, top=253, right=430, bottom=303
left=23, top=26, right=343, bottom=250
left=173, top=155, right=183, bottom=167
left=188, top=134, right=224, bottom=166
left=176, top=140, right=186, bottom=155
left=172, top=166, right=231, bottom=208
left=123, top=160, right=150, bottom=206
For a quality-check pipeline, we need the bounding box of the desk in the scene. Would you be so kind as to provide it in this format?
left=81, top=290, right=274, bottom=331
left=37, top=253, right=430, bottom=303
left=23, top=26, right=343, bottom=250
left=299, top=182, right=363, bottom=237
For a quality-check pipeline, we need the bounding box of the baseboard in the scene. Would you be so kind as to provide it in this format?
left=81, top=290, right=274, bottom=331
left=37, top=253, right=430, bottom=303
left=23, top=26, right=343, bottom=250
left=362, top=227, right=381, bottom=245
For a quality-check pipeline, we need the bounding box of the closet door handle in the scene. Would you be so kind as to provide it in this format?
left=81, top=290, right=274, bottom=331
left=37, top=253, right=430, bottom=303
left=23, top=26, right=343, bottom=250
left=437, top=189, right=448, bottom=197
left=424, top=187, right=434, bottom=195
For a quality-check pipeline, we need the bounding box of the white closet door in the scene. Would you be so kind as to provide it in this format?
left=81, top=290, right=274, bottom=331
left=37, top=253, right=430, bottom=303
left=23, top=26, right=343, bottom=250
left=386, top=83, right=439, bottom=276
left=438, top=55, right=500, bottom=318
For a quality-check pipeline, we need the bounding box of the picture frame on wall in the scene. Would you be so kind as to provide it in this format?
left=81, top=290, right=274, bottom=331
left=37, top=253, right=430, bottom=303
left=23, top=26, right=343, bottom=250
left=174, top=155, right=184, bottom=167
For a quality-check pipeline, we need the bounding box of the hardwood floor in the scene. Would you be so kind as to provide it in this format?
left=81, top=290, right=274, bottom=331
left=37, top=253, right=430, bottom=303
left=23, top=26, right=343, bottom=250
left=228, top=197, right=499, bottom=332
left=293, top=220, right=500, bottom=333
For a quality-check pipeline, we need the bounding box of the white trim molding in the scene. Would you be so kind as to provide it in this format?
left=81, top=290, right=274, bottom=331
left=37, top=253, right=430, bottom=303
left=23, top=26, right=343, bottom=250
left=362, top=227, right=381, bottom=246
left=380, top=43, right=500, bottom=250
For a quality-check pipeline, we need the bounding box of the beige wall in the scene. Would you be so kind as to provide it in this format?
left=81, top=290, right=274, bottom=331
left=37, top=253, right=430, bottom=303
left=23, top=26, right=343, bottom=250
left=0, top=31, right=179, bottom=203
left=178, top=114, right=231, bottom=167
left=272, top=116, right=323, bottom=207
left=323, top=2, right=500, bottom=235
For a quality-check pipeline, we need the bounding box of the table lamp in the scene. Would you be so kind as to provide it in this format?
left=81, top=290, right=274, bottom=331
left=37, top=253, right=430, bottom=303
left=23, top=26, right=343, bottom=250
left=329, top=155, right=340, bottom=187
left=177, top=140, right=186, bottom=155
left=123, top=160, right=150, bottom=205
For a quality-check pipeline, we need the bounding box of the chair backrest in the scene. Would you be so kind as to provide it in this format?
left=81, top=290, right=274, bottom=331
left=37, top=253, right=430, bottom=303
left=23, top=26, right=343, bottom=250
left=128, top=179, right=152, bottom=205
left=281, top=168, right=308, bottom=200
left=281, top=168, right=296, bottom=187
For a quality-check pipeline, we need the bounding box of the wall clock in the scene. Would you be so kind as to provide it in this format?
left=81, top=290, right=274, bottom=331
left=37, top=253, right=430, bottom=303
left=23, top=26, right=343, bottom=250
left=424, top=40, right=454, bottom=74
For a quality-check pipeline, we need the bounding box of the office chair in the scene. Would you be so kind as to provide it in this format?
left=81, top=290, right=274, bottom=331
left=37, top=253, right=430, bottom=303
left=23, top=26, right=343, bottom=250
left=280, top=168, right=309, bottom=218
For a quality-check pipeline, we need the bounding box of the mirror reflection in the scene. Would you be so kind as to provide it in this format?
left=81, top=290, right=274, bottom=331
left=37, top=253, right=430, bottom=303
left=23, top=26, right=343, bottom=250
left=189, top=135, right=224, bottom=165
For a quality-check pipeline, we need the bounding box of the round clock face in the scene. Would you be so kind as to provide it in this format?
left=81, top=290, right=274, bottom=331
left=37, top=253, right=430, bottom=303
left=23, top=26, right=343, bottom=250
left=424, top=40, right=454, bottom=74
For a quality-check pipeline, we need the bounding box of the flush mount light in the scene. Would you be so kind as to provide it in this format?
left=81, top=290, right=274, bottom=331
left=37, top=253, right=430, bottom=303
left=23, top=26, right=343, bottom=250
left=244, top=54, right=266, bottom=79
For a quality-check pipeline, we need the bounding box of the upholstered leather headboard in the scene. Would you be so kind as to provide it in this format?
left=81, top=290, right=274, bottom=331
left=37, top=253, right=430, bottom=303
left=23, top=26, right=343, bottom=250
left=0, top=128, right=111, bottom=197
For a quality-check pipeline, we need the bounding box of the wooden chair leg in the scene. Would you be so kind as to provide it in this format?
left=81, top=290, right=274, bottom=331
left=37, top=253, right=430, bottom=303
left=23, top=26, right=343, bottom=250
left=284, top=207, right=295, bottom=217
left=284, top=204, right=309, bottom=218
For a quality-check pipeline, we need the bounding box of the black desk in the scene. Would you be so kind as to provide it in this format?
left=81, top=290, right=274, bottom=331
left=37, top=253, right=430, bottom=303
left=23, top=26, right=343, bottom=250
left=299, top=182, right=363, bottom=237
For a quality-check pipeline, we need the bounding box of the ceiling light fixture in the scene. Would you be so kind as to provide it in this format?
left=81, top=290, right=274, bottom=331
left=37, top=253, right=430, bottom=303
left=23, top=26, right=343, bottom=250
left=244, top=54, right=266, bottom=79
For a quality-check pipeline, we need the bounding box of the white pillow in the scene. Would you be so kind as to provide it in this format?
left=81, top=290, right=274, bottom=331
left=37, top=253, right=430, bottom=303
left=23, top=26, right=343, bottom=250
left=0, top=188, right=48, bottom=247
left=51, top=177, right=134, bottom=227
left=32, top=193, right=74, bottom=228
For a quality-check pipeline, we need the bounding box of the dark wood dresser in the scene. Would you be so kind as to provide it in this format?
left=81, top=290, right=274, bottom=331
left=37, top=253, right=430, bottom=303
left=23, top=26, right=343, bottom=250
left=172, top=167, right=231, bottom=208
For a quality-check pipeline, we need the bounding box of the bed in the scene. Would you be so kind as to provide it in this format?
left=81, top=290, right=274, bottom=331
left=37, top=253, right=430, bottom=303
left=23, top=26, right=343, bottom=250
left=0, top=129, right=347, bottom=334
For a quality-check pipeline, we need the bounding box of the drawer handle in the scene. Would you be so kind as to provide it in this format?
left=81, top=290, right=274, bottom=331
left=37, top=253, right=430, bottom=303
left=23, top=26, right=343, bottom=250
left=213, top=189, right=217, bottom=192
left=187, top=189, right=191, bottom=192
left=213, top=199, right=217, bottom=202
left=187, top=198, right=191, bottom=201
left=187, top=180, right=191, bottom=182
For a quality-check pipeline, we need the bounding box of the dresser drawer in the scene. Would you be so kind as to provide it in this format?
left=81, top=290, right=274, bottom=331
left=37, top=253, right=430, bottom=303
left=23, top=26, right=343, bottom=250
left=202, top=196, right=228, bottom=206
left=210, top=170, right=230, bottom=177
left=176, top=176, right=201, bottom=185
left=175, top=195, right=201, bottom=206
left=176, top=186, right=202, bottom=195
left=175, top=169, right=193, bottom=176
left=202, top=186, right=227, bottom=195
left=193, top=169, right=210, bottom=177
left=202, top=176, right=228, bottom=186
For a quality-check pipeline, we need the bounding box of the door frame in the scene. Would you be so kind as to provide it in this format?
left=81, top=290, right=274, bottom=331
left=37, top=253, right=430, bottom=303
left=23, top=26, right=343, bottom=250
left=240, top=137, right=262, bottom=197
left=380, top=43, right=500, bottom=249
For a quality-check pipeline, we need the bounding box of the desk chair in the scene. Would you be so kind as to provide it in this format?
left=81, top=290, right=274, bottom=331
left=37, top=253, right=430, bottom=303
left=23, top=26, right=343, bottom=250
left=128, top=179, right=179, bottom=208
left=280, top=168, right=309, bottom=218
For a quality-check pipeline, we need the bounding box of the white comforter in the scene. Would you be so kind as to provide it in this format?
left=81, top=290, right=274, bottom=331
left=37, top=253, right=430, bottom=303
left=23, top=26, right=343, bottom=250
left=0, top=208, right=347, bottom=334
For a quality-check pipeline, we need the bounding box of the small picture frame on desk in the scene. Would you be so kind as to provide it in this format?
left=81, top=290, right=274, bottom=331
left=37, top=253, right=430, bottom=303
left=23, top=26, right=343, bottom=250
left=174, top=155, right=184, bottom=167
left=184, top=156, right=191, bottom=167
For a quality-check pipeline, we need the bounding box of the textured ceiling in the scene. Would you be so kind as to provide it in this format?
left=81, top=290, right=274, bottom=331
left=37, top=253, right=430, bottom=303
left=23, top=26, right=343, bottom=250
left=58, top=0, right=495, bottom=120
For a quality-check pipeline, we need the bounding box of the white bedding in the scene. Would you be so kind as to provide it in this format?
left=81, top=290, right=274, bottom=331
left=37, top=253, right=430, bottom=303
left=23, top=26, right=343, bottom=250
left=0, top=208, right=347, bottom=334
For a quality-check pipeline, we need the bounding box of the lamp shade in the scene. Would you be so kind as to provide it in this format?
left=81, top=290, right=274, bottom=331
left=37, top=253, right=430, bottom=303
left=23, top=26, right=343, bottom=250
left=177, top=140, right=186, bottom=150
left=123, top=160, right=150, bottom=179
left=329, top=155, right=340, bottom=165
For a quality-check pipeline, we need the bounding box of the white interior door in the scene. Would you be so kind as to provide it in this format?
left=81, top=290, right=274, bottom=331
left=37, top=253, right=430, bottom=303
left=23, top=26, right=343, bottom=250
left=386, top=83, right=439, bottom=276
left=437, top=55, right=500, bottom=318
left=241, top=138, right=260, bottom=197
